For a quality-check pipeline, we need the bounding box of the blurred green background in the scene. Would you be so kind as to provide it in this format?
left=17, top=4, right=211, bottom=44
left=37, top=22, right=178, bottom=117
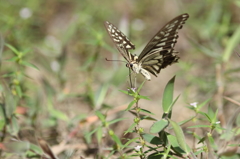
left=0, top=0, right=240, bottom=158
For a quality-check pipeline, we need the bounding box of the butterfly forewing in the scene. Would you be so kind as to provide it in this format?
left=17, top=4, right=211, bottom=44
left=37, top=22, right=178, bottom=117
left=104, top=21, right=135, bottom=62
left=138, top=13, right=189, bottom=76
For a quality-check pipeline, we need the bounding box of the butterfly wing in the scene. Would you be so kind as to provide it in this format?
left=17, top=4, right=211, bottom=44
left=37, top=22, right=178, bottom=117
left=104, top=21, right=135, bottom=62
left=138, top=13, right=189, bottom=76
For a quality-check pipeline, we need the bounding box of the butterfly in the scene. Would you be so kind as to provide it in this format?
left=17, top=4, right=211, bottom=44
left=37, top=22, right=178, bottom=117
left=105, top=13, right=189, bottom=81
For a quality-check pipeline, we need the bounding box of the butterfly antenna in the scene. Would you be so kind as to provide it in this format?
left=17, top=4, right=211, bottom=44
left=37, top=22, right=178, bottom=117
left=105, top=58, right=127, bottom=64
left=128, top=69, right=138, bottom=89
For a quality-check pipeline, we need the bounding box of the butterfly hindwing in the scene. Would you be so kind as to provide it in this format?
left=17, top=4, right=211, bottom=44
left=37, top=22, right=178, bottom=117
left=104, top=21, right=135, bottom=62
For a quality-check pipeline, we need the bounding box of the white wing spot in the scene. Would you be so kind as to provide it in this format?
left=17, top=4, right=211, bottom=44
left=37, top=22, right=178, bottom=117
left=126, top=45, right=131, bottom=49
left=114, top=39, right=120, bottom=42
left=161, top=37, right=167, bottom=41
left=156, top=42, right=166, bottom=47
left=165, top=33, right=170, bottom=37
left=168, top=24, right=175, bottom=29
left=151, top=47, right=163, bottom=53
left=154, top=55, right=163, bottom=59
left=153, top=65, right=159, bottom=70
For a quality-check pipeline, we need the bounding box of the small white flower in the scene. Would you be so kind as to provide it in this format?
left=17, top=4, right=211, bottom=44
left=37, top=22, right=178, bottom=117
left=135, top=145, right=142, bottom=151
left=190, top=102, right=198, bottom=108
left=19, top=8, right=32, bottom=19
left=215, top=121, right=221, bottom=124
left=131, top=88, right=136, bottom=92
left=127, top=87, right=136, bottom=92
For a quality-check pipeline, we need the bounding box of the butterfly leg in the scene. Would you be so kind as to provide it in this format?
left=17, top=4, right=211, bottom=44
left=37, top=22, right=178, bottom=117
left=128, top=67, right=133, bottom=88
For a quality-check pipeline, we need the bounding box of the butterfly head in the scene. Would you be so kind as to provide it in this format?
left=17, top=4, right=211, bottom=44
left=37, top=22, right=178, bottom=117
left=126, top=62, right=151, bottom=81
left=126, top=55, right=139, bottom=70
left=126, top=62, right=134, bottom=70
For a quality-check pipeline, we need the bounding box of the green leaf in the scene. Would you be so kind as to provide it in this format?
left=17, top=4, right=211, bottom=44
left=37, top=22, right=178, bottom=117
left=139, top=108, right=155, bottom=115
left=96, top=127, right=103, bottom=144
left=211, top=109, right=219, bottom=124
left=137, top=81, right=145, bottom=93
left=119, top=89, right=130, bottom=95
left=5, top=44, right=20, bottom=55
left=178, top=116, right=195, bottom=126
left=85, top=127, right=100, bottom=143
left=125, top=100, right=136, bottom=111
left=128, top=110, right=157, bottom=121
left=95, top=111, right=105, bottom=122
left=21, top=61, right=39, bottom=70
left=4, top=141, right=30, bottom=154
left=50, top=109, right=68, bottom=121
left=167, top=135, right=185, bottom=154
left=15, top=85, right=22, bottom=98
left=197, top=98, right=211, bottom=110
left=94, top=84, right=108, bottom=108
left=138, top=95, right=150, bottom=100
left=10, top=116, right=20, bottom=136
left=198, top=137, right=206, bottom=144
left=108, top=118, right=126, bottom=125
left=142, top=133, right=162, bottom=145
left=162, top=76, right=175, bottom=113
left=7, top=56, right=18, bottom=62
left=29, top=143, right=43, bottom=154
left=168, top=119, right=189, bottom=155
left=165, top=94, right=180, bottom=115
left=188, top=125, right=211, bottom=128
left=222, top=26, right=240, bottom=62
left=208, top=134, right=217, bottom=150
left=147, top=152, right=164, bottom=159
left=200, top=112, right=212, bottom=122
left=2, top=72, right=15, bottom=78
left=122, top=137, right=139, bottom=148
left=124, top=123, right=137, bottom=135
left=111, top=133, right=122, bottom=147
left=5, top=88, right=17, bottom=118
left=150, top=119, right=169, bottom=133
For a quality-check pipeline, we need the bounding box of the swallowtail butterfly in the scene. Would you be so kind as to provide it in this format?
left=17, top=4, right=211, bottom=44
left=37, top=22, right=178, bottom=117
left=105, top=13, right=189, bottom=81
